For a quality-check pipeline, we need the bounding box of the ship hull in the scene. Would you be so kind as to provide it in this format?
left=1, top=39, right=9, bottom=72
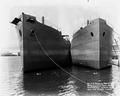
left=71, top=18, right=113, bottom=69
left=12, top=13, right=71, bottom=72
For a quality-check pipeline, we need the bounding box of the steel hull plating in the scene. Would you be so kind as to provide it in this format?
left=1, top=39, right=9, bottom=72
left=12, top=13, right=71, bottom=72
left=71, top=18, right=113, bottom=69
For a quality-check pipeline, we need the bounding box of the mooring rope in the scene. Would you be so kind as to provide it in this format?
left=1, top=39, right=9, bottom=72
left=34, top=32, right=86, bottom=84
left=34, top=31, right=112, bottom=96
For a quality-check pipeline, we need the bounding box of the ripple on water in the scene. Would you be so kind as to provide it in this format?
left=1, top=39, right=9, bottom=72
left=0, top=57, right=120, bottom=96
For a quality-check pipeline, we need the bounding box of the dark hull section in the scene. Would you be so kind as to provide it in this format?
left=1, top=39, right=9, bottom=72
left=99, top=19, right=113, bottom=69
left=12, top=13, right=71, bottom=72
left=71, top=18, right=113, bottom=69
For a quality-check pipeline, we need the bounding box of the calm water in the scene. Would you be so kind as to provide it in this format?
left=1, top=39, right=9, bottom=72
left=0, top=56, right=120, bottom=96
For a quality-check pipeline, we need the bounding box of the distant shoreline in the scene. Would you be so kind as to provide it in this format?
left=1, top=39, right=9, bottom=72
left=1, top=52, right=20, bottom=56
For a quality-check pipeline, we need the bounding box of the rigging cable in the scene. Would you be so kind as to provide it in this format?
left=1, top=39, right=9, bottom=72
left=112, top=34, right=120, bottom=66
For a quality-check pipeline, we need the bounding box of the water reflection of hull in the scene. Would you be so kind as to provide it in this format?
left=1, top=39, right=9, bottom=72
left=7, top=56, right=115, bottom=96
left=11, top=13, right=71, bottom=72
left=23, top=68, right=71, bottom=95
left=23, top=66, right=113, bottom=96
left=71, top=18, right=113, bottom=69
left=71, top=66, right=113, bottom=95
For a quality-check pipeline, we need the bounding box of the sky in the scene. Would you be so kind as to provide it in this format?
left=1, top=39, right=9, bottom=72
left=0, top=0, right=120, bottom=52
